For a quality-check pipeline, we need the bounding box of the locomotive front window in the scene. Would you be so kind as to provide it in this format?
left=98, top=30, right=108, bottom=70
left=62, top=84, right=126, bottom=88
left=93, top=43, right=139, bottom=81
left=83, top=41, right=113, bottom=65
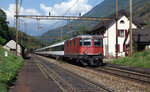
left=94, top=38, right=102, bottom=46
left=83, top=38, right=91, bottom=46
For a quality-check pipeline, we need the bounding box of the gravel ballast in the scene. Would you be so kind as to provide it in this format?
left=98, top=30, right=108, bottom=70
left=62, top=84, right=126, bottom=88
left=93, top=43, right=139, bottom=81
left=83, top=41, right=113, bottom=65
left=37, top=55, right=150, bottom=92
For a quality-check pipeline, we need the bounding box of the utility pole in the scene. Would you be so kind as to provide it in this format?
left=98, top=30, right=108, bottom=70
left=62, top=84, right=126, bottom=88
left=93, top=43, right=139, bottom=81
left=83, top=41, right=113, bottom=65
left=16, top=0, right=18, bottom=56
left=18, top=19, right=20, bottom=43
left=116, top=0, right=118, bottom=59
left=129, top=0, right=133, bottom=56
left=20, top=20, right=24, bottom=44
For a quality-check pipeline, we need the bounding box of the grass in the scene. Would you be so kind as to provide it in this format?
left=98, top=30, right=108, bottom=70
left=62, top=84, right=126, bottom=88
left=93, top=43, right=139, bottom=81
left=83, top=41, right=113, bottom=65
left=0, top=45, right=24, bottom=92
left=110, top=50, right=150, bottom=68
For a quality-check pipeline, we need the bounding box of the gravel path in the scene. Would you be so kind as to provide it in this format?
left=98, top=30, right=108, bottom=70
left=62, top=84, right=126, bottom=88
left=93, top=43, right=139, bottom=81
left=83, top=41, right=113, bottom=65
left=8, top=56, right=63, bottom=92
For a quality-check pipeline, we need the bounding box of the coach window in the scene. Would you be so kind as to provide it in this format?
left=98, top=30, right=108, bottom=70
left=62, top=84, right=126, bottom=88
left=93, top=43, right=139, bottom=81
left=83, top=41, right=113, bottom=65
left=83, top=38, right=91, bottom=46
left=62, top=45, right=64, bottom=50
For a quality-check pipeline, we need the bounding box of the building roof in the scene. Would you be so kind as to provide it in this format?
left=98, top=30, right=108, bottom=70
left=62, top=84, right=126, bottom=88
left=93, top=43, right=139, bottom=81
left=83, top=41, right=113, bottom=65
left=132, top=29, right=150, bottom=43
left=124, top=29, right=150, bottom=45
left=87, top=10, right=146, bottom=34
left=3, top=39, right=24, bottom=48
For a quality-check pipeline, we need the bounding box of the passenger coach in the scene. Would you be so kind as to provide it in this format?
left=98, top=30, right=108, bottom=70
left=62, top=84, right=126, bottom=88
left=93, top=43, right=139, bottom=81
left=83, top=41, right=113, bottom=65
left=35, top=41, right=65, bottom=59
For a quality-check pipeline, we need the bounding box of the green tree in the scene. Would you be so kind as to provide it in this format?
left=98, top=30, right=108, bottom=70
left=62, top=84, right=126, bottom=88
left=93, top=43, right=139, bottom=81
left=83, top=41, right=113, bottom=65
left=0, top=8, right=10, bottom=44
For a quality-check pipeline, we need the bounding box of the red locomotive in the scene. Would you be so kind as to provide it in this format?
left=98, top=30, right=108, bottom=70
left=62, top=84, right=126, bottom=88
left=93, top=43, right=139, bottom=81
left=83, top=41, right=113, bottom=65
left=35, top=35, right=103, bottom=66
left=64, top=35, right=103, bottom=66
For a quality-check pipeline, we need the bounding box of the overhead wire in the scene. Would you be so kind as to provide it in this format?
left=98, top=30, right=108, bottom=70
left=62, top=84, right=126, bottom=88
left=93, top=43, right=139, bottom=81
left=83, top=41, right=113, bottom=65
left=49, top=0, right=99, bottom=38
left=18, top=0, right=23, bottom=14
left=59, top=0, right=99, bottom=37
left=63, top=0, right=99, bottom=34
left=43, top=0, right=66, bottom=41
left=63, top=0, right=80, bottom=16
left=51, top=0, right=80, bottom=29
left=48, top=0, right=66, bottom=25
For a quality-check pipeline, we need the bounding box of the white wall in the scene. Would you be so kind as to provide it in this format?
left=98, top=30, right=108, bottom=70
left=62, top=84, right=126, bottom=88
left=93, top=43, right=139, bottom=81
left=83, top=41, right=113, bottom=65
left=3, top=40, right=22, bottom=56
left=103, top=16, right=137, bottom=58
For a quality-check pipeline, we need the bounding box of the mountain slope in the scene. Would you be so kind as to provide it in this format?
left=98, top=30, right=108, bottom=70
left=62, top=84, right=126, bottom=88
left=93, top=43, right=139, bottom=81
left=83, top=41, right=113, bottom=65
left=41, top=0, right=150, bottom=40
left=135, top=1, right=150, bottom=28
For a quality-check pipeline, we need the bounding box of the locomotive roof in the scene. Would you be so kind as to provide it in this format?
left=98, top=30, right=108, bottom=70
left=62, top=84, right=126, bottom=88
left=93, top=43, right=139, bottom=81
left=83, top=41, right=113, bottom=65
left=76, top=35, right=103, bottom=38
left=67, top=35, right=103, bottom=41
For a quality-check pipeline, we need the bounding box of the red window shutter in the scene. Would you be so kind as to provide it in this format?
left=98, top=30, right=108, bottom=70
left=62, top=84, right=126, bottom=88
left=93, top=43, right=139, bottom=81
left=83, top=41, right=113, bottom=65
left=118, top=30, right=120, bottom=36
left=123, top=45, right=125, bottom=52
left=118, top=44, right=120, bottom=52
left=125, top=30, right=127, bottom=36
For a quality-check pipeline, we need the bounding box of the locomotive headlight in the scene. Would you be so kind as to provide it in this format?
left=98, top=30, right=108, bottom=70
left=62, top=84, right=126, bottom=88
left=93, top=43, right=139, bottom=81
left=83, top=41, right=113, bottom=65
left=99, top=52, right=102, bottom=55
left=83, top=51, right=87, bottom=55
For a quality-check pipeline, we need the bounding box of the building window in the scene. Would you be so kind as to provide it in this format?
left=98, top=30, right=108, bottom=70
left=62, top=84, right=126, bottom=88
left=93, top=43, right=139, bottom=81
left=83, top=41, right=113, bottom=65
left=120, top=30, right=124, bottom=36
left=120, top=20, right=125, bottom=24
left=118, top=29, right=128, bottom=37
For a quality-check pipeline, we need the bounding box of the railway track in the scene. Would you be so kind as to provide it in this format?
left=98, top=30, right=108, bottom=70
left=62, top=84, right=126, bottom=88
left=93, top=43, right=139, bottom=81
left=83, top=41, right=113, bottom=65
left=92, top=66, right=150, bottom=84
left=34, top=56, right=113, bottom=92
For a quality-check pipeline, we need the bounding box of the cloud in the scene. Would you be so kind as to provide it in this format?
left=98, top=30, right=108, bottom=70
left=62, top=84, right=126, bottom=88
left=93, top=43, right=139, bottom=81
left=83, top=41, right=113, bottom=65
left=40, top=0, right=92, bottom=16
left=3, top=4, right=41, bottom=26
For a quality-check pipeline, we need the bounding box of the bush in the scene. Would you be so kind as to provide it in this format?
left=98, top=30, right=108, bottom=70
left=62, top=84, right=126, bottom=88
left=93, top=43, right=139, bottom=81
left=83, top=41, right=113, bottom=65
left=0, top=84, right=7, bottom=92
left=0, top=37, right=6, bottom=45
left=110, top=50, right=150, bottom=68
left=0, top=45, right=24, bottom=92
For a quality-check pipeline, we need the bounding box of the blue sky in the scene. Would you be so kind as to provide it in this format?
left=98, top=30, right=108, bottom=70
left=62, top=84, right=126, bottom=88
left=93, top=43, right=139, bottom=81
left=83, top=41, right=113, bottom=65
left=0, top=0, right=104, bottom=36
left=0, top=0, right=104, bottom=15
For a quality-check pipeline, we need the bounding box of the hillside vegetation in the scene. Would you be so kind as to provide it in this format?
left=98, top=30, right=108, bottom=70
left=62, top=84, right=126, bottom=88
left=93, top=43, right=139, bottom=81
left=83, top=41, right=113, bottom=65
left=110, top=50, right=150, bottom=68
left=0, top=45, right=24, bottom=92
left=41, top=0, right=150, bottom=41
left=135, top=1, right=150, bottom=28
left=0, top=8, right=9, bottom=44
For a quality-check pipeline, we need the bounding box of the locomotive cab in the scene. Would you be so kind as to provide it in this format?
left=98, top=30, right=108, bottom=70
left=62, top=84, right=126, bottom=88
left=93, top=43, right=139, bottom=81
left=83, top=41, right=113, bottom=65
left=79, top=36, right=103, bottom=66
